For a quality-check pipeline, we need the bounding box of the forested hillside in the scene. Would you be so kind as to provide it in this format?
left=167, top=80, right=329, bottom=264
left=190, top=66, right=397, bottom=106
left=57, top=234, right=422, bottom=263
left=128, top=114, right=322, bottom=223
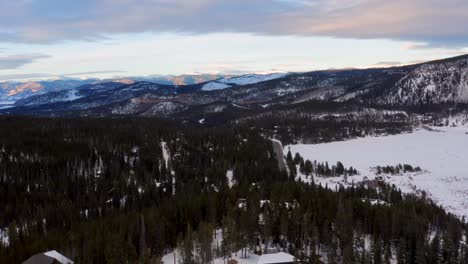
left=0, top=117, right=466, bottom=263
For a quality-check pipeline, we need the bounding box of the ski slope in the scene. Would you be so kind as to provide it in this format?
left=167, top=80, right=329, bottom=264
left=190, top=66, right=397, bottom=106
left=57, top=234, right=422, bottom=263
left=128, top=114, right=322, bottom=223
left=285, top=126, right=468, bottom=218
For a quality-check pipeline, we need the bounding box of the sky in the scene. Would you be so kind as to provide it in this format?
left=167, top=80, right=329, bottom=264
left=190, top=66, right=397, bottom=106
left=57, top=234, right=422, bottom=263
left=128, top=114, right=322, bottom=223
left=1, top=0, right=468, bottom=81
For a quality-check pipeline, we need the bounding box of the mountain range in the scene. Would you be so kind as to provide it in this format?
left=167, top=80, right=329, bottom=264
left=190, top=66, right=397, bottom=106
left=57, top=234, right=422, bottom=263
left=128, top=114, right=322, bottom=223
left=0, top=74, right=225, bottom=105
left=2, top=55, right=468, bottom=124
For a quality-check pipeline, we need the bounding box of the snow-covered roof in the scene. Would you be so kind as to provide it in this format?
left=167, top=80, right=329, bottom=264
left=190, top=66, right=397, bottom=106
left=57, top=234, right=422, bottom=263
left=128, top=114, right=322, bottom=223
left=257, top=252, right=294, bottom=264
left=23, top=250, right=73, bottom=264
left=44, top=250, right=73, bottom=264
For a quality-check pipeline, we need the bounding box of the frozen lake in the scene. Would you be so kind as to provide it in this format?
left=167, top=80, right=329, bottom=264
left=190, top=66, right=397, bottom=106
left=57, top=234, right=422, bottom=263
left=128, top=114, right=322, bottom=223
left=286, top=127, right=468, bottom=218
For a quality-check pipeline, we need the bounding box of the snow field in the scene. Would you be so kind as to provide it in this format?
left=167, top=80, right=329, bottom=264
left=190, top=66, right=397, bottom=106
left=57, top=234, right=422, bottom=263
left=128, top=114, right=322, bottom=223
left=285, top=127, right=468, bottom=218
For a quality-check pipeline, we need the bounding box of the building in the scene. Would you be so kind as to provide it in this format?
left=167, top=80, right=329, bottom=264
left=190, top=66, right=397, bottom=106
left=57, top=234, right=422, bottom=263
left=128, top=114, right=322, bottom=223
left=22, top=250, right=73, bottom=264
left=257, top=252, right=294, bottom=264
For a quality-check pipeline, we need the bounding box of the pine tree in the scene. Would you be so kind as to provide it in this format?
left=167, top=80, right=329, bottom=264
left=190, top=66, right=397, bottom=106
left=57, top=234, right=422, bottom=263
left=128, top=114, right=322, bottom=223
left=429, top=233, right=441, bottom=264
left=336, top=161, right=345, bottom=175
left=304, top=160, right=313, bottom=176
left=178, top=225, right=195, bottom=264
left=372, top=236, right=382, bottom=264
left=196, top=222, right=214, bottom=264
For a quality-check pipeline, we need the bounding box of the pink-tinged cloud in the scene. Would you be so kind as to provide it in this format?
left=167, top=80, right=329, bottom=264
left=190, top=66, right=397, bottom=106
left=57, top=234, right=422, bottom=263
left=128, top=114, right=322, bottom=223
left=272, top=0, right=468, bottom=46
left=1, top=0, right=467, bottom=47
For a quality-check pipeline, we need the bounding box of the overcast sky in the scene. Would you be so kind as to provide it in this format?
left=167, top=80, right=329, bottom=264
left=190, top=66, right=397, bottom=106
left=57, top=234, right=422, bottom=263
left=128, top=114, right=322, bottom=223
left=1, top=0, right=468, bottom=81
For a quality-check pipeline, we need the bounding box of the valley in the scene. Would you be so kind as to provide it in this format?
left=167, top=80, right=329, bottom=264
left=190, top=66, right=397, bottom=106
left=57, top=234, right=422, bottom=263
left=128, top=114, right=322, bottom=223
left=2, top=55, right=468, bottom=263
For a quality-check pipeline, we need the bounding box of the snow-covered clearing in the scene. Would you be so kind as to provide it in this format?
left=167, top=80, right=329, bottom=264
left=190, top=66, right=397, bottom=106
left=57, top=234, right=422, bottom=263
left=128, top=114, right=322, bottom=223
left=218, top=73, right=287, bottom=86
left=161, top=142, right=170, bottom=168
left=226, top=170, right=235, bottom=188
left=201, top=73, right=288, bottom=91
left=286, top=126, right=468, bottom=218
left=201, top=82, right=231, bottom=91
left=257, top=252, right=294, bottom=264
left=63, top=90, right=83, bottom=102
left=160, top=227, right=298, bottom=264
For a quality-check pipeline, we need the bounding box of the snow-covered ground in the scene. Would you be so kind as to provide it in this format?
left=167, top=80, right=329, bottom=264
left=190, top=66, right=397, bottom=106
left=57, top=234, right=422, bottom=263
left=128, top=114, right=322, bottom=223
left=441, top=112, right=468, bottom=127
left=0, top=102, right=14, bottom=109
left=161, top=227, right=299, bottom=264
left=201, top=82, right=231, bottom=91
left=201, top=73, right=288, bottom=91
left=162, top=251, right=261, bottom=264
left=285, top=126, right=468, bottom=218
left=62, top=90, right=83, bottom=102
left=218, top=73, right=288, bottom=86
left=162, top=229, right=263, bottom=264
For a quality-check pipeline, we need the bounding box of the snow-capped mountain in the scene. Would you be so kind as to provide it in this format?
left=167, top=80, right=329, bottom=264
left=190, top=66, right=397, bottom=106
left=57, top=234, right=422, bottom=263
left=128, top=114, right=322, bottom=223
left=0, top=79, right=96, bottom=104
left=14, top=82, right=127, bottom=107
left=0, top=75, right=222, bottom=105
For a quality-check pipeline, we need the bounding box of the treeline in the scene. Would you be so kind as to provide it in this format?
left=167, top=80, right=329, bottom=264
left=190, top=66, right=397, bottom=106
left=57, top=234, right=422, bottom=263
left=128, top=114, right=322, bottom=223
left=0, top=117, right=466, bottom=264
left=376, top=164, right=422, bottom=175
left=286, top=150, right=358, bottom=179
left=235, top=102, right=413, bottom=145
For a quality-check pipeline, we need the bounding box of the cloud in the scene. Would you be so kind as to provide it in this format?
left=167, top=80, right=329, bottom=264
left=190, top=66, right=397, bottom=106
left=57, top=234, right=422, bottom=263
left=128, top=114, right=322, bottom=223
left=373, top=61, right=403, bottom=67
left=0, top=54, right=51, bottom=70
left=0, top=0, right=468, bottom=47
left=407, top=60, right=426, bottom=65
left=403, top=42, right=429, bottom=50
left=62, top=70, right=126, bottom=77
left=272, top=0, right=468, bottom=47
left=0, top=73, right=55, bottom=81
left=0, top=70, right=126, bottom=81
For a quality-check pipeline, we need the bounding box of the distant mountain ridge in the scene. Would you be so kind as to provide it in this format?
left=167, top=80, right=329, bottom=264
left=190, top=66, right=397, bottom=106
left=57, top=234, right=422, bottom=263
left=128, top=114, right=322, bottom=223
left=0, top=79, right=96, bottom=104
left=2, top=55, right=468, bottom=123
left=0, top=74, right=226, bottom=104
